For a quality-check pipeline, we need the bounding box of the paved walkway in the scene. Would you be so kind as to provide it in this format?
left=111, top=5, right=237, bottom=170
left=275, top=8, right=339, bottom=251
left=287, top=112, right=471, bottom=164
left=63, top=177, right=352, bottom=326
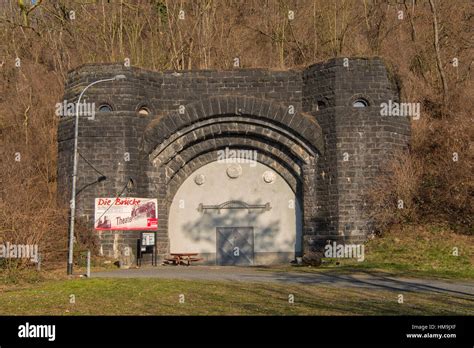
left=93, top=266, right=474, bottom=299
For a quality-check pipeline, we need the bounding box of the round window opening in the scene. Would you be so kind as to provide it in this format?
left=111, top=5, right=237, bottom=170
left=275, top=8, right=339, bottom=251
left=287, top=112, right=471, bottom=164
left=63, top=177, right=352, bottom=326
left=138, top=107, right=150, bottom=116
left=98, top=104, right=113, bottom=112
left=352, top=99, right=369, bottom=108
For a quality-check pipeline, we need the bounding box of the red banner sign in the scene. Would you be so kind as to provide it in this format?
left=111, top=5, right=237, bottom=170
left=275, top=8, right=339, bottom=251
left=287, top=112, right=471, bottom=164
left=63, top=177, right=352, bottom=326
left=94, top=197, right=158, bottom=230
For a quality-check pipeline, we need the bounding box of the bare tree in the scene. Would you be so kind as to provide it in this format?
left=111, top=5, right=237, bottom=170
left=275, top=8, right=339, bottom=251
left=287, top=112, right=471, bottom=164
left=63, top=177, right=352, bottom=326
left=429, top=0, right=449, bottom=106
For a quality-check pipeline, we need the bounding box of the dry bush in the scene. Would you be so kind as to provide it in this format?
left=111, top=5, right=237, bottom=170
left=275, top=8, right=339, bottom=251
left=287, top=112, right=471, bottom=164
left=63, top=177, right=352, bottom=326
left=369, top=98, right=472, bottom=234
left=368, top=151, right=423, bottom=234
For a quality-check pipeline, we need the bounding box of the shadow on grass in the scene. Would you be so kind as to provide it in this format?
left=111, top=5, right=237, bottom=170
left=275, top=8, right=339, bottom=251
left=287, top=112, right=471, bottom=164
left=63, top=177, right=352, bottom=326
left=250, top=266, right=474, bottom=300
left=254, top=260, right=473, bottom=280
left=224, top=281, right=472, bottom=315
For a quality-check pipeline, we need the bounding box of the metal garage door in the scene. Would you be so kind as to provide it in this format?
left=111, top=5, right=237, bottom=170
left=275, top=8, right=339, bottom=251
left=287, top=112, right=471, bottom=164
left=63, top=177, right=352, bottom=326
left=216, top=227, right=254, bottom=265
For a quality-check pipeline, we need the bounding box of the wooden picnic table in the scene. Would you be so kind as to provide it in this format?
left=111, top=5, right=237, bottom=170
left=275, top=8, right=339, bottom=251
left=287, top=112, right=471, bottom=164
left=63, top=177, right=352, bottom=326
left=165, top=253, right=202, bottom=266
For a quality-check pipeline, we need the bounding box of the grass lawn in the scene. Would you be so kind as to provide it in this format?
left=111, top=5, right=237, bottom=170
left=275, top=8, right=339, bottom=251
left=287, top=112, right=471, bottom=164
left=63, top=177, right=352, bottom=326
left=269, top=225, right=473, bottom=280
left=0, top=224, right=471, bottom=315
left=0, top=277, right=472, bottom=315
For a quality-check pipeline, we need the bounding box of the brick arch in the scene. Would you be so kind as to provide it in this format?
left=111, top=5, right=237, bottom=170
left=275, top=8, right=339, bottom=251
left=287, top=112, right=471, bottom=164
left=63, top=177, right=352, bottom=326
left=151, top=118, right=309, bottom=170
left=146, top=117, right=314, bottom=182
left=143, top=95, right=324, bottom=157
left=184, top=136, right=299, bottom=169
left=165, top=141, right=302, bottom=197
left=144, top=96, right=321, bottom=256
left=163, top=136, right=302, bottom=185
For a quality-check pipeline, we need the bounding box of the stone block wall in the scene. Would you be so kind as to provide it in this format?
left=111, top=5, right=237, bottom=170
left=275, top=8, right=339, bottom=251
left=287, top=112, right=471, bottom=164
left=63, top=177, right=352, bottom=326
left=58, top=57, right=410, bottom=264
left=303, top=58, right=410, bottom=247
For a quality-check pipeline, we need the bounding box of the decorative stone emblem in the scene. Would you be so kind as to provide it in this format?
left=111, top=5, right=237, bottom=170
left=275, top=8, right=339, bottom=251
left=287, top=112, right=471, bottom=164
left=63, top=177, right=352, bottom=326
left=226, top=164, right=242, bottom=179
left=194, top=174, right=205, bottom=185
left=262, top=170, right=276, bottom=183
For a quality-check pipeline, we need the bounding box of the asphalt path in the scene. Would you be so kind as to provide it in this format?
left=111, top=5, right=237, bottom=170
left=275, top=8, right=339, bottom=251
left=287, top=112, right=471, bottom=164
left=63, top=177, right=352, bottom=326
left=93, top=266, right=474, bottom=299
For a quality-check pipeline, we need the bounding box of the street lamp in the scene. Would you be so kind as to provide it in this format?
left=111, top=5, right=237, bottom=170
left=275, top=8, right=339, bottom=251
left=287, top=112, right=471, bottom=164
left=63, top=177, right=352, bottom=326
left=67, top=74, right=126, bottom=275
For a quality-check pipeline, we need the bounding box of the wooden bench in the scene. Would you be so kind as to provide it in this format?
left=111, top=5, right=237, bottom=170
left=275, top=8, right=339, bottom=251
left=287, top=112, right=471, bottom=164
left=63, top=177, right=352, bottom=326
left=163, top=253, right=202, bottom=266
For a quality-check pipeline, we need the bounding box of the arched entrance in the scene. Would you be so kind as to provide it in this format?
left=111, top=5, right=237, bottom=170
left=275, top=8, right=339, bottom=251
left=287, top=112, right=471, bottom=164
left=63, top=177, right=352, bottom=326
left=169, top=160, right=302, bottom=265
left=143, top=95, right=324, bottom=264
